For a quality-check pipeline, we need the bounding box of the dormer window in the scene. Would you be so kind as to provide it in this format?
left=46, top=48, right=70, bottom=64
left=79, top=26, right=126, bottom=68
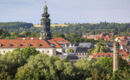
left=0, top=44, right=2, bottom=47
left=38, top=44, right=42, bottom=47
left=28, top=44, right=32, bottom=47
left=18, top=44, right=23, bottom=47
left=8, top=44, right=12, bottom=47
left=50, top=44, right=55, bottom=47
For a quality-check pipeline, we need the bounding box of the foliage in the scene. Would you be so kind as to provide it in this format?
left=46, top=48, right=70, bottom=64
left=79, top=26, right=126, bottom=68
left=51, top=22, right=130, bottom=36
left=0, top=22, right=130, bottom=38
left=0, top=47, right=40, bottom=79
left=92, top=42, right=110, bottom=53
left=66, top=48, right=74, bottom=53
left=0, top=47, right=129, bottom=80
left=0, top=72, right=12, bottom=80
left=0, top=22, right=33, bottom=33
left=15, top=54, right=76, bottom=80
left=0, top=29, right=10, bottom=39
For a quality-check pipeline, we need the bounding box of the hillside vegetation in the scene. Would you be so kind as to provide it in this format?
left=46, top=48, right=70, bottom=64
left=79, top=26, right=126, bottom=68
left=0, top=22, right=130, bottom=36
left=0, top=22, right=33, bottom=33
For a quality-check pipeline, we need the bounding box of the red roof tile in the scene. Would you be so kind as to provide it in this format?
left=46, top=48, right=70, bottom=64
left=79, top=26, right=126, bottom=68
left=89, top=51, right=129, bottom=60
left=52, top=37, right=70, bottom=44
left=0, top=37, right=68, bottom=48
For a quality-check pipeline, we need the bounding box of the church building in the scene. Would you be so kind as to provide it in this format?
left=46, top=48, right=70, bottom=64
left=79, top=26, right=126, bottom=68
left=0, top=2, right=69, bottom=55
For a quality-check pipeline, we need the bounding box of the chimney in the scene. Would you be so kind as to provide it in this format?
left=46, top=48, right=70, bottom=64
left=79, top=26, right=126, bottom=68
left=113, top=42, right=119, bottom=72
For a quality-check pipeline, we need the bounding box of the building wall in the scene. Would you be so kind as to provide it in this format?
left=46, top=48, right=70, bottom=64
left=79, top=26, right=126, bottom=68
left=0, top=48, right=15, bottom=55
left=56, top=48, right=63, bottom=53
left=0, top=48, right=60, bottom=56
left=76, top=53, right=87, bottom=59
left=36, top=48, right=56, bottom=56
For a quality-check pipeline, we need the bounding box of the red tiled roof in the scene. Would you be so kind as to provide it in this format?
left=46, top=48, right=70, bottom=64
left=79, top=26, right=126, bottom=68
left=116, top=36, right=128, bottom=41
left=89, top=51, right=129, bottom=60
left=120, top=41, right=127, bottom=45
left=119, top=49, right=127, bottom=52
left=48, top=40, right=61, bottom=48
left=0, top=37, right=68, bottom=48
left=0, top=39, right=51, bottom=48
left=52, top=37, right=70, bottom=44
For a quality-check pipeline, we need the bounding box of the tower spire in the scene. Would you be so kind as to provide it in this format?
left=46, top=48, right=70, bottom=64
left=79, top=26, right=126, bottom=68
left=40, top=1, right=51, bottom=40
left=44, top=0, right=48, bottom=13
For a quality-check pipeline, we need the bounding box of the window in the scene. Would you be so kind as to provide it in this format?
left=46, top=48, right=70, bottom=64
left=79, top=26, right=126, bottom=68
left=18, top=44, right=23, bottom=47
left=0, top=44, right=2, bottom=47
left=38, top=44, right=42, bottom=47
left=47, top=51, right=49, bottom=53
left=3, top=51, right=5, bottom=53
left=42, top=51, right=44, bottom=53
left=28, top=44, right=32, bottom=47
left=8, top=44, right=12, bottom=47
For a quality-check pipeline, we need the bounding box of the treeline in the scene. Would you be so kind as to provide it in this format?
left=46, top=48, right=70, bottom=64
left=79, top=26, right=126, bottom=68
left=0, top=22, right=34, bottom=33
left=0, top=47, right=129, bottom=80
left=0, top=22, right=130, bottom=36
left=51, top=22, right=130, bottom=35
left=0, top=29, right=39, bottom=39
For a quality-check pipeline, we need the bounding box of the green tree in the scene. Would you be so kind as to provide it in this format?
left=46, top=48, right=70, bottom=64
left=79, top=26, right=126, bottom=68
left=66, top=48, right=74, bottom=53
left=0, top=47, right=39, bottom=78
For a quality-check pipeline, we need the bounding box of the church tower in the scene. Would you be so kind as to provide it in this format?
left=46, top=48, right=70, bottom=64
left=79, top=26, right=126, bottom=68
left=113, top=42, right=119, bottom=72
left=40, top=1, right=51, bottom=40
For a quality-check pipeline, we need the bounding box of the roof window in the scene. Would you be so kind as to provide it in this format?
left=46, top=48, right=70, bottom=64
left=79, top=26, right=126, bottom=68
left=38, top=44, right=42, bottom=47
left=18, top=44, right=23, bottom=47
left=0, top=44, right=2, bottom=47
left=28, top=44, right=32, bottom=47
left=8, top=44, right=13, bottom=47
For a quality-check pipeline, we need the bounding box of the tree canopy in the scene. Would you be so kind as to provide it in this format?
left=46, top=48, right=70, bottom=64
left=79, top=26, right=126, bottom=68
left=0, top=48, right=129, bottom=80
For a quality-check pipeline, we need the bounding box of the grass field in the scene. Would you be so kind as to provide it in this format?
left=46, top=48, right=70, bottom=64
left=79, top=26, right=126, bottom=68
left=34, top=24, right=68, bottom=27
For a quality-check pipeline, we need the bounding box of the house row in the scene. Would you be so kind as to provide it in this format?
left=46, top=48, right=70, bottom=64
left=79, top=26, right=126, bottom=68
left=83, top=33, right=113, bottom=41
left=115, top=36, right=130, bottom=52
left=61, top=42, right=94, bottom=59
left=88, top=49, right=130, bottom=61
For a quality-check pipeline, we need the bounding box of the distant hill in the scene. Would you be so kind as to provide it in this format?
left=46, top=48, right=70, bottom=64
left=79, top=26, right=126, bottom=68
left=0, top=22, right=34, bottom=33
left=34, top=24, right=68, bottom=27
left=0, top=22, right=33, bottom=28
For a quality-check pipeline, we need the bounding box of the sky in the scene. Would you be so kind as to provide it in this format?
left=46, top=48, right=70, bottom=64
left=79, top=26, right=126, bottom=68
left=0, top=0, right=130, bottom=24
